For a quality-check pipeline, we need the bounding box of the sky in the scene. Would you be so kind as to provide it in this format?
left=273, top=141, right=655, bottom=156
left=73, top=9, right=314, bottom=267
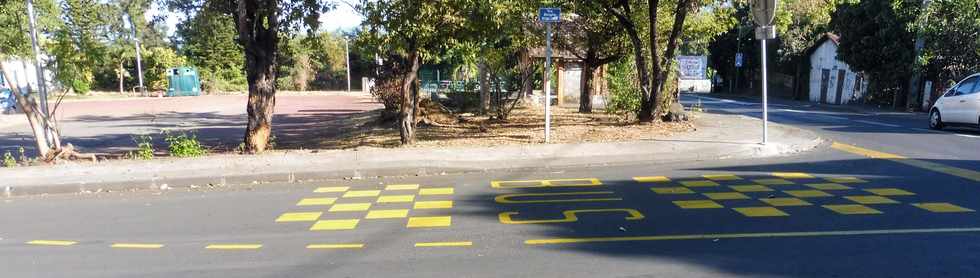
left=147, top=1, right=365, bottom=36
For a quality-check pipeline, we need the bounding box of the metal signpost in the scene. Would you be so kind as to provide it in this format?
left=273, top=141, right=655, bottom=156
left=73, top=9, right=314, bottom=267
left=539, top=7, right=560, bottom=143
left=751, top=0, right=777, bottom=145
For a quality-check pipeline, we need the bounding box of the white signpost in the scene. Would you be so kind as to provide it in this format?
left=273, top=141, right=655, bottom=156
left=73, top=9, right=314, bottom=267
left=752, top=0, right=777, bottom=145
left=539, top=7, right=560, bottom=143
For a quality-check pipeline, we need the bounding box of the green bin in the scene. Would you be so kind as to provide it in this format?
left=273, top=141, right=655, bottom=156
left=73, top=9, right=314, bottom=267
left=166, top=67, right=201, bottom=97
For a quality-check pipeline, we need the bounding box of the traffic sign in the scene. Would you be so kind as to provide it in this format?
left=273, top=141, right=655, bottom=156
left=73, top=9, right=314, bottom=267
left=751, top=0, right=777, bottom=26
left=539, top=8, right=560, bottom=23
left=755, top=25, right=776, bottom=40
left=735, top=53, right=743, bottom=67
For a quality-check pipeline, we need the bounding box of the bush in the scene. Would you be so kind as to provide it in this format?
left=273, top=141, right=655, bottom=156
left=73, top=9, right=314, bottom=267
left=164, top=132, right=208, bottom=157
left=131, top=135, right=155, bottom=160
left=605, top=58, right=642, bottom=115
left=2, top=151, right=15, bottom=168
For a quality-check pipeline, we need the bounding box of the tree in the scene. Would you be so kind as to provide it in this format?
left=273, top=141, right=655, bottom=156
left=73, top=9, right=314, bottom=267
left=175, top=8, right=246, bottom=92
left=167, top=0, right=331, bottom=153
left=558, top=1, right=626, bottom=113
left=920, top=0, right=980, bottom=84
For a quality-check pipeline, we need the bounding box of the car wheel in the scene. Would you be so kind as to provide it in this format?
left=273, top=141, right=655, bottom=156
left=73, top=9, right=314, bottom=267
left=929, top=109, right=944, bottom=130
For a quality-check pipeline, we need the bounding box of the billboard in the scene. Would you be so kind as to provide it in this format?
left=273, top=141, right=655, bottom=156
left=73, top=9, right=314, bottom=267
left=677, top=55, right=707, bottom=80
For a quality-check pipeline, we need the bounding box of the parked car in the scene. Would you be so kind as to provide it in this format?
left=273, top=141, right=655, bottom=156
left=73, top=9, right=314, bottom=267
left=930, top=73, right=980, bottom=130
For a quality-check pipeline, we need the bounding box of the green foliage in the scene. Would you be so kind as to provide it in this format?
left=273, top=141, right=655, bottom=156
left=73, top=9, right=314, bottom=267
left=2, top=151, right=16, bottom=168
left=131, top=134, right=154, bottom=160
left=164, top=132, right=207, bottom=157
left=920, top=0, right=980, bottom=81
left=0, top=0, right=60, bottom=58
left=605, top=58, right=642, bottom=115
left=142, top=47, right=187, bottom=91
left=176, top=8, right=246, bottom=92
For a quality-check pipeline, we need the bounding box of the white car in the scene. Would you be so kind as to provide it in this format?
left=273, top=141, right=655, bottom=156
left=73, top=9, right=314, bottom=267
left=930, top=73, right=980, bottom=130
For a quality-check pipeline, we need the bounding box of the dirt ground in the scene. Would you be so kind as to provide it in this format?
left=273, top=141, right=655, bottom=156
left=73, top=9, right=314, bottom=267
left=311, top=103, right=696, bottom=150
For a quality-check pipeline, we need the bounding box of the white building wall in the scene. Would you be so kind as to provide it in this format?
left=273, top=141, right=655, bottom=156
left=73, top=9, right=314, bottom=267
left=808, top=40, right=865, bottom=105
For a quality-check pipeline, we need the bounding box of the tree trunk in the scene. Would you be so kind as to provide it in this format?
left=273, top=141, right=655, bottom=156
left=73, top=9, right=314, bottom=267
left=654, top=0, right=693, bottom=120
left=400, top=51, right=421, bottom=145
left=579, top=57, right=594, bottom=113
left=0, top=65, right=55, bottom=156
left=644, top=0, right=661, bottom=122
left=519, top=49, right=534, bottom=99
left=478, top=59, right=489, bottom=114
left=236, top=0, right=279, bottom=153
left=118, top=61, right=125, bottom=94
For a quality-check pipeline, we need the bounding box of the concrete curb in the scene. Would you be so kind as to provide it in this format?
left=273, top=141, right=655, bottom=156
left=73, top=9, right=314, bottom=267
left=0, top=114, right=823, bottom=197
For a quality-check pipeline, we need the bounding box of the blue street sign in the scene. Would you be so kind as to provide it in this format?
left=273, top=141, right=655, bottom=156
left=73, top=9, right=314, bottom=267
left=735, top=53, right=744, bottom=67
left=539, top=8, right=560, bottom=23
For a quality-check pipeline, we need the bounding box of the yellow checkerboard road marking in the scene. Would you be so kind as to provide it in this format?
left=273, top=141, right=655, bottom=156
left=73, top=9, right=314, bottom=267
left=825, top=177, right=868, bottom=183
left=754, top=179, right=795, bottom=185
left=419, top=187, right=454, bottom=196
left=703, top=192, right=750, bottom=200
left=651, top=187, right=695, bottom=194
left=823, top=204, right=883, bottom=215
left=733, top=207, right=789, bottom=217
left=377, top=195, right=416, bottom=203
left=679, top=180, right=720, bottom=187
left=912, top=203, right=975, bottom=213
left=276, top=212, right=323, bottom=222
left=673, top=200, right=724, bottom=209
left=26, top=240, right=77, bottom=246
left=771, top=172, right=815, bottom=179
left=307, top=243, right=364, bottom=249
left=329, top=203, right=372, bottom=212
left=310, top=219, right=360, bottom=230
left=805, top=183, right=853, bottom=190
left=314, top=186, right=350, bottom=193
left=384, top=184, right=420, bottom=191
left=413, top=200, right=453, bottom=209
left=365, top=209, right=410, bottom=219
left=844, top=195, right=900, bottom=205
left=415, top=241, right=472, bottom=247
left=729, top=185, right=774, bottom=192
left=703, top=174, right=742, bottom=181
left=406, top=216, right=452, bottom=228
left=296, top=197, right=337, bottom=206
left=784, top=190, right=833, bottom=198
left=205, top=244, right=262, bottom=250
left=759, top=197, right=813, bottom=207
left=111, top=243, right=164, bottom=249
left=342, top=190, right=382, bottom=198
left=864, top=188, right=916, bottom=196
left=492, top=178, right=601, bottom=188
left=634, top=176, right=671, bottom=183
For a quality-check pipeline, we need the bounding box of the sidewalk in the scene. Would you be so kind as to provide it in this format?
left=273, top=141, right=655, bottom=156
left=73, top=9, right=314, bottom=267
left=0, top=112, right=824, bottom=196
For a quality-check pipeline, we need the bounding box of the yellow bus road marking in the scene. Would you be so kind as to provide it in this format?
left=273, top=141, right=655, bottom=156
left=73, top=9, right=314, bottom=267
left=407, top=216, right=452, bottom=228
left=26, top=240, right=77, bottom=246
left=634, top=176, right=671, bottom=183
left=419, top=187, right=454, bottom=195
left=494, top=191, right=622, bottom=204
left=111, top=243, right=164, bottom=249
left=492, top=178, right=602, bottom=188
left=525, top=227, right=980, bottom=245
left=414, top=241, right=472, bottom=247
left=414, top=200, right=453, bottom=209
left=205, top=244, right=262, bottom=250
left=832, top=142, right=980, bottom=182
left=307, top=243, right=364, bottom=249
left=771, top=172, right=815, bottom=179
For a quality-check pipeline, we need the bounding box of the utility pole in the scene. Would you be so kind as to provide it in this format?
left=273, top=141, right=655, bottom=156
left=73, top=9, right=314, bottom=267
left=906, top=0, right=933, bottom=111
left=345, top=38, right=351, bottom=92
left=26, top=0, right=51, bottom=146
left=124, top=13, right=145, bottom=96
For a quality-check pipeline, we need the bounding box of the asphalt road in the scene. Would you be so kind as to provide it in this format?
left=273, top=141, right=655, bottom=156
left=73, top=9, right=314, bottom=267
left=1, top=94, right=978, bottom=278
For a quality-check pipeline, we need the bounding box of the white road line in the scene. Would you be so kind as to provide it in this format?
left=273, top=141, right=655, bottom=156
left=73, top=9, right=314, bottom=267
left=854, top=120, right=901, bottom=128
left=954, top=133, right=980, bottom=138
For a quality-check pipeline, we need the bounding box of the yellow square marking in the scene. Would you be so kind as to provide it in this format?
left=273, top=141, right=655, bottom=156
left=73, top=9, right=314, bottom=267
left=844, top=195, right=899, bottom=204
left=413, top=200, right=453, bottom=209
left=672, top=200, right=724, bottom=209
left=753, top=179, right=794, bottom=185
left=634, top=176, right=671, bottom=183
left=784, top=190, right=833, bottom=198
left=296, top=197, right=337, bottom=206
left=111, top=243, right=164, bottom=249
left=314, top=186, right=350, bottom=193
left=805, top=183, right=853, bottom=190
left=864, top=188, right=915, bottom=196
left=365, top=209, right=410, bottom=219
left=307, top=243, right=364, bottom=249
left=328, top=203, right=372, bottom=212
left=342, top=190, right=382, bottom=198
left=205, top=244, right=262, bottom=250
left=491, top=178, right=600, bottom=188
left=275, top=212, right=323, bottom=222
left=377, top=195, right=416, bottom=203
left=825, top=177, right=868, bottom=183
left=823, top=204, right=883, bottom=215
left=729, top=185, right=774, bottom=192
left=651, top=187, right=695, bottom=194
left=703, top=192, right=750, bottom=200
left=759, top=197, right=812, bottom=207
left=407, top=216, right=452, bottom=228
left=310, top=219, right=360, bottom=230
left=679, top=180, right=720, bottom=187
left=385, top=184, right=420, bottom=191
left=771, top=172, right=814, bottom=179
left=419, top=187, right=454, bottom=195
left=26, top=240, right=77, bottom=246
left=703, top=174, right=742, bottom=181
left=733, top=207, right=789, bottom=217
left=912, top=203, right=974, bottom=213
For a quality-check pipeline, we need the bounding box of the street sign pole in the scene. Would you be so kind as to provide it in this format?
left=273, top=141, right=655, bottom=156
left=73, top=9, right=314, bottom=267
left=760, top=38, right=768, bottom=145
left=544, top=22, right=552, bottom=143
